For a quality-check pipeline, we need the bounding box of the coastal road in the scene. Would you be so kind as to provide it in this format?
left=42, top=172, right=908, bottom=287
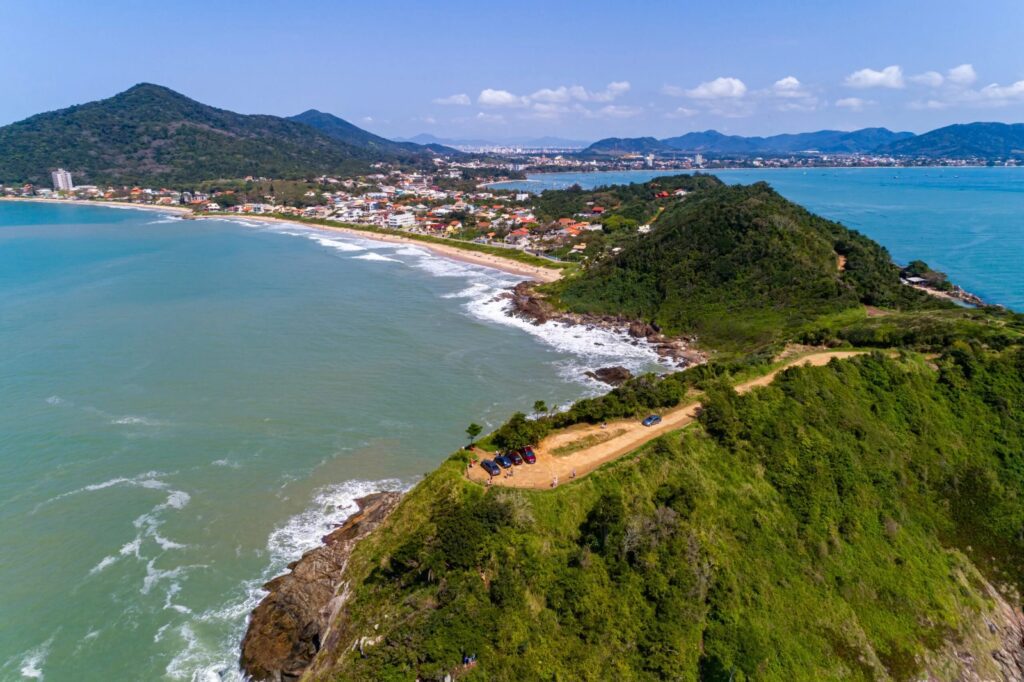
left=467, top=350, right=869, bottom=490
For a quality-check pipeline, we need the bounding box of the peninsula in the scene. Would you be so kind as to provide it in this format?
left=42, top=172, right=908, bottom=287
left=239, top=175, right=1024, bottom=681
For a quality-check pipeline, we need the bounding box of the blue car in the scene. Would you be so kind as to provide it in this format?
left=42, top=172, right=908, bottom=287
left=494, top=453, right=513, bottom=468
left=642, top=414, right=662, bottom=427
left=480, top=459, right=501, bottom=477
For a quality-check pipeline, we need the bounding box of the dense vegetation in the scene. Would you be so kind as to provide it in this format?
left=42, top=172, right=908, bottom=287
left=547, top=180, right=946, bottom=352
left=0, top=84, right=438, bottom=186
left=309, top=347, right=1024, bottom=681
left=531, top=173, right=720, bottom=225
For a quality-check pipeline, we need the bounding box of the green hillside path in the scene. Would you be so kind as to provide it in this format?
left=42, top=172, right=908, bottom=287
left=467, top=350, right=868, bottom=489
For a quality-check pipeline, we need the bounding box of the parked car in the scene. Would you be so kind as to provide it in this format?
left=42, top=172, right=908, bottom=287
left=642, top=414, right=662, bottom=427
left=480, top=459, right=501, bottom=477
left=522, top=447, right=537, bottom=464
left=509, top=450, right=524, bottom=466
left=494, top=453, right=513, bottom=468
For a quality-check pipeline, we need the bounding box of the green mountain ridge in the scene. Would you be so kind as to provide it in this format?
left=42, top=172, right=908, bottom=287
left=878, top=122, right=1024, bottom=158
left=582, top=124, right=1024, bottom=158
left=0, top=84, right=440, bottom=186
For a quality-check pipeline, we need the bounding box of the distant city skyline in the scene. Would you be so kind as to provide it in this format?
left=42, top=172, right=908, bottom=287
left=2, top=0, right=1023, bottom=139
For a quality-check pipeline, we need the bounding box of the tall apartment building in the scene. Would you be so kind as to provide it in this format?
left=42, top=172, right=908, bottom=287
left=51, top=168, right=74, bottom=191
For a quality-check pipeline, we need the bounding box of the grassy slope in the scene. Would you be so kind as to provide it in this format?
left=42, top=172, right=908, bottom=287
left=309, top=347, right=1024, bottom=681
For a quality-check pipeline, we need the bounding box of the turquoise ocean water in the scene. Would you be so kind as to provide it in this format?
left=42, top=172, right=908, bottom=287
left=493, top=167, right=1024, bottom=310
left=0, top=202, right=667, bottom=680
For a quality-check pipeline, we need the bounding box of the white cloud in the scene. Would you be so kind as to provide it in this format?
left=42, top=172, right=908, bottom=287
left=772, top=76, right=803, bottom=96
left=947, top=63, right=977, bottom=86
left=665, top=106, right=698, bottom=118
left=835, top=97, right=872, bottom=111
left=844, top=65, right=904, bottom=89
left=478, top=89, right=526, bottom=107
left=909, top=71, right=944, bottom=87
left=433, top=93, right=471, bottom=106
left=908, top=99, right=949, bottom=110
left=978, top=79, right=1024, bottom=102
left=475, top=111, right=506, bottom=124
left=592, top=104, right=642, bottom=119
left=685, top=77, right=747, bottom=99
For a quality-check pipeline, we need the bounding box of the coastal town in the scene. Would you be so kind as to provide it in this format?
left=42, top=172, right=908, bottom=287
left=0, top=157, right=997, bottom=310
left=2, top=161, right=650, bottom=263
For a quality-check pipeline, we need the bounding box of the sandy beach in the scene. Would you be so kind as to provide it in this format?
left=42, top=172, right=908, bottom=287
left=233, top=215, right=564, bottom=282
left=2, top=197, right=563, bottom=283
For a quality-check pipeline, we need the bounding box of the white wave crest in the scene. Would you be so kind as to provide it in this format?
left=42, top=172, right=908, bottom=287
left=168, top=478, right=407, bottom=681
left=465, top=293, right=665, bottom=376
left=110, top=415, right=164, bottom=426
left=311, top=236, right=365, bottom=252
left=17, top=638, right=52, bottom=680
left=89, top=555, right=118, bottom=575
left=352, top=252, right=402, bottom=263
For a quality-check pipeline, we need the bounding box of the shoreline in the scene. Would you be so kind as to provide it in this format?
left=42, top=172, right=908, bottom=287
left=224, top=214, right=564, bottom=282
left=1, top=197, right=562, bottom=283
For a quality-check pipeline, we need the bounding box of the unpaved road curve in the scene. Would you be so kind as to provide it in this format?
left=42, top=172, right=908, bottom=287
left=467, top=351, right=867, bottom=490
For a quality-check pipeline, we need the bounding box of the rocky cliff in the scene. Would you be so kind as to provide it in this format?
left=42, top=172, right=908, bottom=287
left=240, top=491, right=402, bottom=682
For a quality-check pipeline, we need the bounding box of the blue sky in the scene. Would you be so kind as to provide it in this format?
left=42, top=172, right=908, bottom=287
left=2, top=0, right=1023, bottom=140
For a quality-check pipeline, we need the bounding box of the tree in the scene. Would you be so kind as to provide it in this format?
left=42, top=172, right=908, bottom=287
left=465, top=423, right=483, bottom=447
left=533, top=400, right=548, bottom=414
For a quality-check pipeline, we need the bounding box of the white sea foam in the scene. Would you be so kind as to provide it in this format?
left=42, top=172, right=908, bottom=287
left=251, top=215, right=669, bottom=384
left=39, top=471, right=171, bottom=510
left=310, top=236, right=365, bottom=252
left=121, top=537, right=143, bottom=557
left=352, top=252, right=402, bottom=263
left=169, top=478, right=407, bottom=681
left=465, top=292, right=666, bottom=377
left=210, top=458, right=241, bottom=469
left=17, top=639, right=52, bottom=679
left=154, top=533, right=187, bottom=551
left=142, top=559, right=204, bottom=596
left=110, top=415, right=164, bottom=426
left=89, top=555, right=118, bottom=575
left=44, top=395, right=66, bottom=406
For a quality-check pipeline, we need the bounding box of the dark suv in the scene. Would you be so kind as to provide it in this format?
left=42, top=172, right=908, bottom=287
left=480, top=459, right=501, bottom=476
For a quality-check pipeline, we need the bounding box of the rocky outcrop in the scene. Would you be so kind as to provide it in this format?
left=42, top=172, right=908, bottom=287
left=506, top=281, right=705, bottom=369
left=585, top=366, right=633, bottom=386
left=240, top=491, right=402, bottom=682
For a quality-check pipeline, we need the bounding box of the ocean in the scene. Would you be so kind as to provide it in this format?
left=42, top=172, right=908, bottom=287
left=0, top=202, right=666, bottom=680
left=492, top=166, right=1024, bottom=310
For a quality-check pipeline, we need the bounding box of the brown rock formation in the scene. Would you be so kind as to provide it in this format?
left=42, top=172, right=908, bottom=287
left=240, top=491, right=402, bottom=682
left=585, top=366, right=634, bottom=386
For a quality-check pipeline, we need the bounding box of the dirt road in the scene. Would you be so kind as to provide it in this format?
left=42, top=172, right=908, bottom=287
left=467, top=350, right=867, bottom=490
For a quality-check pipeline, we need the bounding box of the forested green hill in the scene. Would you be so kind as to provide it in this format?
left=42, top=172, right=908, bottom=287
left=0, top=84, right=433, bottom=186
left=548, top=180, right=943, bottom=351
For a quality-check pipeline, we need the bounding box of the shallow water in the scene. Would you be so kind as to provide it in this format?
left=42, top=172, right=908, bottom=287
left=0, top=202, right=664, bottom=680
